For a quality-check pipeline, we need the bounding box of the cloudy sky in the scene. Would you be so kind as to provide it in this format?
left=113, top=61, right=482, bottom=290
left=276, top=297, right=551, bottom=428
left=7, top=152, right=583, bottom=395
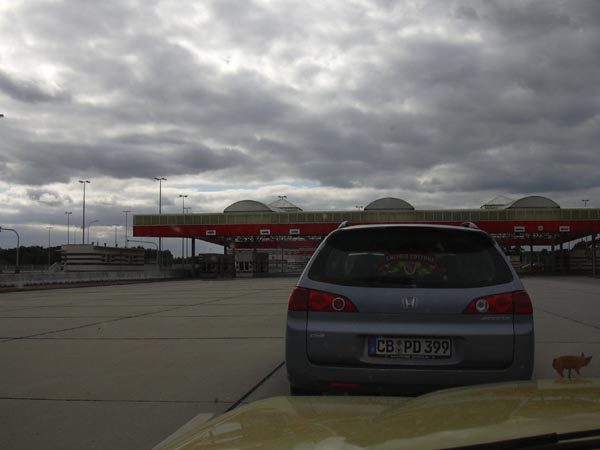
left=1, top=0, right=599, bottom=251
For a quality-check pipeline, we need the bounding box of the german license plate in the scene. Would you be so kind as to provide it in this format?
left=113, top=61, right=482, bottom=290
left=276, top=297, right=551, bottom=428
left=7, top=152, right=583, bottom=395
left=368, top=337, right=451, bottom=358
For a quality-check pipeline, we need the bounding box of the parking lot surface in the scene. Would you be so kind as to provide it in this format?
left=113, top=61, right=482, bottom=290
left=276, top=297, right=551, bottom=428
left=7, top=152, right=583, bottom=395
left=1, top=276, right=599, bottom=450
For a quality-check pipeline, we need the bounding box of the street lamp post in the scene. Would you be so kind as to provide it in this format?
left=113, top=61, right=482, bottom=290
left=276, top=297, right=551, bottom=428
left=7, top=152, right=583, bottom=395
left=112, top=224, right=118, bottom=247
left=65, top=211, right=72, bottom=245
left=79, top=180, right=91, bottom=244
left=184, top=207, right=191, bottom=260
left=123, top=210, right=131, bottom=247
left=154, top=177, right=166, bottom=265
left=179, top=194, right=188, bottom=263
left=0, top=226, right=20, bottom=273
left=47, top=226, right=53, bottom=268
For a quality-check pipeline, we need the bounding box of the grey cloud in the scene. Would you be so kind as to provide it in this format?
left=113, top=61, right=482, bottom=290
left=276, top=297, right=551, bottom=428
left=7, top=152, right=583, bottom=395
left=1, top=0, right=600, bottom=226
left=0, top=71, right=70, bottom=104
left=206, top=0, right=307, bottom=53
left=424, top=141, right=600, bottom=194
left=19, top=0, right=145, bottom=43
left=26, top=188, right=73, bottom=207
left=454, top=5, right=480, bottom=20
left=3, top=137, right=255, bottom=185
left=481, top=1, right=594, bottom=38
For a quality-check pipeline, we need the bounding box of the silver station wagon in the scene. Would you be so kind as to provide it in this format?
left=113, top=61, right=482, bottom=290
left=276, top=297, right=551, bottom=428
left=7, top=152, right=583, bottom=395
left=286, top=223, right=534, bottom=395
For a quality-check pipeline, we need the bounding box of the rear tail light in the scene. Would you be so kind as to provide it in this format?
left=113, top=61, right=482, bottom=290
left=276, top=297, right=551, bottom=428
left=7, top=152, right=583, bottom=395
left=309, top=289, right=359, bottom=313
left=513, top=291, right=534, bottom=314
left=287, top=288, right=359, bottom=313
left=464, top=290, right=532, bottom=315
left=288, top=287, right=309, bottom=311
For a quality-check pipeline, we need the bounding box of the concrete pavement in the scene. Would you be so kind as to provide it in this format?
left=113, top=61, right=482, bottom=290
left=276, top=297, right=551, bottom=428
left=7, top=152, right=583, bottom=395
left=1, top=276, right=599, bottom=450
left=523, top=276, right=600, bottom=379
left=0, top=278, right=293, bottom=450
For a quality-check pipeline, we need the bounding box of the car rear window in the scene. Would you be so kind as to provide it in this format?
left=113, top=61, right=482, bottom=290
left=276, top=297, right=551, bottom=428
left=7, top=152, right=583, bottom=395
left=308, top=227, right=514, bottom=288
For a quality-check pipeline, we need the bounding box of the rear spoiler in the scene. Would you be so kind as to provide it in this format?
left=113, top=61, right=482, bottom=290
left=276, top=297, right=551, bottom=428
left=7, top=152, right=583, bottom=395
left=461, top=222, right=480, bottom=230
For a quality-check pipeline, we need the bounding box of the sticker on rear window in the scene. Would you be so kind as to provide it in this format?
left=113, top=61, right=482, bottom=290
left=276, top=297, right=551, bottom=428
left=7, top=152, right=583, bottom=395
left=378, top=253, right=441, bottom=276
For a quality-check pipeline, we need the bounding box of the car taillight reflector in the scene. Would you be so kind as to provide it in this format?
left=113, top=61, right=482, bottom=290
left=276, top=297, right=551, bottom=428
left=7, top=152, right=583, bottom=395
left=287, top=288, right=358, bottom=313
left=513, top=290, right=533, bottom=314
left=288, top=287, right=309, bottom=311
left=464, top=290, right=532, bottom=315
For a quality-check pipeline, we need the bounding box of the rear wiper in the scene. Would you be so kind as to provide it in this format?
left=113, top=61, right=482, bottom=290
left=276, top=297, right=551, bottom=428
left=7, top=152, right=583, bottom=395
left=441, top=428, right=600, bottom=450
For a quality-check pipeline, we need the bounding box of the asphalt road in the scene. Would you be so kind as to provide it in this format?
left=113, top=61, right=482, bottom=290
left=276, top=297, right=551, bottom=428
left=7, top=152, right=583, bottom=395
left=1, top=276, right=599, bottom=450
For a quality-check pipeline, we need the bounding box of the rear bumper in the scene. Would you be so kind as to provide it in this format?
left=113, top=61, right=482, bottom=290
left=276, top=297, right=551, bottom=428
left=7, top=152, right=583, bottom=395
left=287, top=361, right=534, bottom=394
left=286, top=315, right=534, bottom=393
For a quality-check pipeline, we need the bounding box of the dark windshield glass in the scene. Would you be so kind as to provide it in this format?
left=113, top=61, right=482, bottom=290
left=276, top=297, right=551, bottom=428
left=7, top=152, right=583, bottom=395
left=308, top=227, right=513, bottom=288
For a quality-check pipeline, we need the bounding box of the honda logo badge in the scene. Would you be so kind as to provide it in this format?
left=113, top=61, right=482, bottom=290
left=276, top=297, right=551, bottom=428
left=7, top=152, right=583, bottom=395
left=402, top=296, right=418, bottom=310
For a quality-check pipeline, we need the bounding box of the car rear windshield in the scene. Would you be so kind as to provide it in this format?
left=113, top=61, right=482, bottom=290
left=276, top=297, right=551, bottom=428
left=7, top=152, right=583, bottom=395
left=308, top=227, right=514, bottom=288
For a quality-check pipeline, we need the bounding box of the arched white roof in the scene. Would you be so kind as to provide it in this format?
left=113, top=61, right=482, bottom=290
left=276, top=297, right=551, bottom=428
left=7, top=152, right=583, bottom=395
left=268, top=198, right=303, bottom=212
left=506, top=196, right=560, bottom=209
left=481, top=195, right=514, bottom=209
left=364, top=197, right=415, bottom=211
left=224, top=200, right=276, bottom=213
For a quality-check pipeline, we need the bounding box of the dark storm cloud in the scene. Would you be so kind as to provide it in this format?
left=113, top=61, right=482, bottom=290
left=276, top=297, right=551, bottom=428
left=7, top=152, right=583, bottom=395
left=1, top=0, right=600, bottom=206
left=482, top=0, right=600, bottom=38
left=0, top=71, right=70, bottom=103
left=4, top=137, right=254, bottom=185
left=302, top=0, right=600, bottom=195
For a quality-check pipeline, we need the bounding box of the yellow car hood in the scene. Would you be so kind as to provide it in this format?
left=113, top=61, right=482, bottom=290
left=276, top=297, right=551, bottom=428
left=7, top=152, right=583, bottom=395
left=153, top=379, right=600, bottom=450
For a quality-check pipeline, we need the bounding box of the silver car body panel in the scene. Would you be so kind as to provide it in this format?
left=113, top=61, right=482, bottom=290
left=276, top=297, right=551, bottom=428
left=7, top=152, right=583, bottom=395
left=286, top=224, right=534, bottom=392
